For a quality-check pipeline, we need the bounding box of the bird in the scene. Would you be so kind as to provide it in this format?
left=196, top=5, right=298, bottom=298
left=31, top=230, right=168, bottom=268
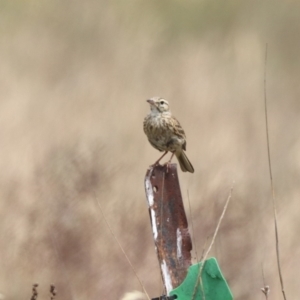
left=143, top=96, right=194, bottom=173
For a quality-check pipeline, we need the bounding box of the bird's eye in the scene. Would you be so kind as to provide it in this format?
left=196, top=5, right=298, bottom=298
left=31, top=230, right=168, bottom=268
left=160, top=101, right=164, bottom=105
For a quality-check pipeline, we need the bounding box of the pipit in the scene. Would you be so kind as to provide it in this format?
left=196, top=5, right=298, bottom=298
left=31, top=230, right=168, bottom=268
left=143, top=96, right=194, bottom=173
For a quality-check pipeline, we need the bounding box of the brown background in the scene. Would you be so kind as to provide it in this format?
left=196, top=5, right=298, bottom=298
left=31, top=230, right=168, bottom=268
left=1, top=1, right=300, bottom=299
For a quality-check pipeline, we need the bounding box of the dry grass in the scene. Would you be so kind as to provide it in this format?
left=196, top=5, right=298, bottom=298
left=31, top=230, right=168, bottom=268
left=1, top=1, right=300, bottom=299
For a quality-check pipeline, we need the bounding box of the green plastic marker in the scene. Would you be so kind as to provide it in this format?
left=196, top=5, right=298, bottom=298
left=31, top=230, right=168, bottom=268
left=169, top=258, right=233, bottom=300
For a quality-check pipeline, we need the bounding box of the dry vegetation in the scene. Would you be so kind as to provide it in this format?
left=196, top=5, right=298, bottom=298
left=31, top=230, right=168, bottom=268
left=1, top=1, right=300, bottom=299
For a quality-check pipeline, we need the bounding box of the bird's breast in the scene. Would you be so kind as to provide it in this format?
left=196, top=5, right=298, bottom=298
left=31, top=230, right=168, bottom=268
left=144, top=115, right=169, bottom=136
left=144, top=111, right=186, bottom=152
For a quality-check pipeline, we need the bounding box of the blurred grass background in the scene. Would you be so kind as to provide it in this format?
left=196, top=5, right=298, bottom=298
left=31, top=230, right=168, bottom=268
left=1, top=0, right=300, bottom=299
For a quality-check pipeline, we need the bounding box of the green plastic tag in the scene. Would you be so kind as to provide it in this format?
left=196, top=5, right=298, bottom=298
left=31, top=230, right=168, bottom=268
left=169, top=258, right=233, bottom=300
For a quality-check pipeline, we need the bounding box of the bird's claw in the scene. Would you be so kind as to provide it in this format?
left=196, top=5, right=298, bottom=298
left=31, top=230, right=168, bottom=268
left=163, top=162, right=171, bottom=173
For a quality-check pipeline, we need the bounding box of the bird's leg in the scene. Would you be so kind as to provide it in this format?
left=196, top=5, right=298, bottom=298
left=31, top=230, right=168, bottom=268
left=164, top=152, right=175, bottom=173
left=151, top=151, right=168, bottom=167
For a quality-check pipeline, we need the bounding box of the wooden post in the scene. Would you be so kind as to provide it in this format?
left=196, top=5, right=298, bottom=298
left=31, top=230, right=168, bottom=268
left=144, top=164, right=192, bottom=295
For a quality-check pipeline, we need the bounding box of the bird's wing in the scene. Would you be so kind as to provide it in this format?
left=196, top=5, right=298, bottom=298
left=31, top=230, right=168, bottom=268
left=168, top=117, right=186, bottom=137
left=166, top=116, right=187, bottom=150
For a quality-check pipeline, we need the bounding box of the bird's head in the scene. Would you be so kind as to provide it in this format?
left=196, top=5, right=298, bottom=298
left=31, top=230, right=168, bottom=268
left=147, top=97, right=170, bottom=113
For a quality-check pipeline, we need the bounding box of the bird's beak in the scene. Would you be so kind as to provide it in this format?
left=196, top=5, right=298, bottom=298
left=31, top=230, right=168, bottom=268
left=147, top=99, right=155, bottom=105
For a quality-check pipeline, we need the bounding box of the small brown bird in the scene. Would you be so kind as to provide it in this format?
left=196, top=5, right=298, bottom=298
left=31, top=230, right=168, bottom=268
left=143, top=96, right=194, bottom=173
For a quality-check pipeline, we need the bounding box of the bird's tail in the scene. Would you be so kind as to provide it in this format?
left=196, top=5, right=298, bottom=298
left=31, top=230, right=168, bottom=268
left=175, top=151, right=194, bottom=173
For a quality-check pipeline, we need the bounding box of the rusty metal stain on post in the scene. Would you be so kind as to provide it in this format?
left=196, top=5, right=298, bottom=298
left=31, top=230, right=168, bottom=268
left=144, top=163, right=192, bottom=294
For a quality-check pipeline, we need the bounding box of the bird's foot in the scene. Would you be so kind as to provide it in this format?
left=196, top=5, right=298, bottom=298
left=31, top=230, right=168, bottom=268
left=163, top=152, right=175, bottom=173
left=162, top=161, right=171, bottom=173
left=149, top=162, right=163, bottom=170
